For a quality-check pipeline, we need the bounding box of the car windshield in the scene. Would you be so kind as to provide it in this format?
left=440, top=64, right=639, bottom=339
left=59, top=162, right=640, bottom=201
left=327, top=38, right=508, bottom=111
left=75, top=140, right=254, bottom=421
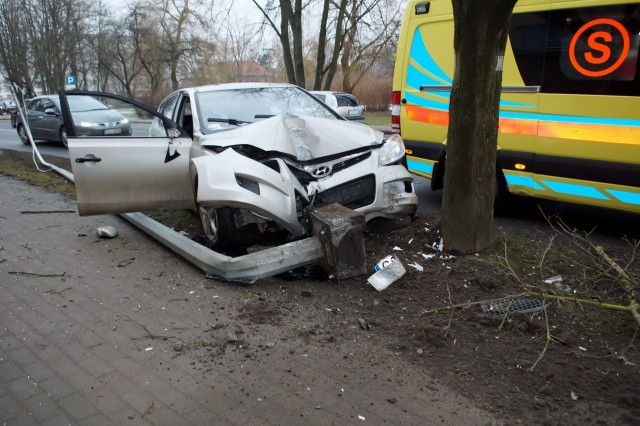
left=195, top=87, right=337, bottom=134
left=68, top=96, right=110, bottom=113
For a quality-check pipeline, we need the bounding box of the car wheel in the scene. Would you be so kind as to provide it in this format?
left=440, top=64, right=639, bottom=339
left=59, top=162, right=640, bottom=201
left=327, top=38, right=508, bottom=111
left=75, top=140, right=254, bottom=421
left=199, top=206, right=259, bottom=252
left=60, top=127, right=68, bottom=148
left=17, top=124, right=29, bottom=145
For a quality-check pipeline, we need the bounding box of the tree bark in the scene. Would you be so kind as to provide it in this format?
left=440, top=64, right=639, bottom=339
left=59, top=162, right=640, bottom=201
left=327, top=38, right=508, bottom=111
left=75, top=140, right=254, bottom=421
left=441, top=0, right=517, bottom=254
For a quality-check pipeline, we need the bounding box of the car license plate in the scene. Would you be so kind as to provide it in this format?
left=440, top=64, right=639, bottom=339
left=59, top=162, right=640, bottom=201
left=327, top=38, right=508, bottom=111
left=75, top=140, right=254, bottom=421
left=104, top=128, right=120, bottom=135
left=348, top=110, right=359, bottom=116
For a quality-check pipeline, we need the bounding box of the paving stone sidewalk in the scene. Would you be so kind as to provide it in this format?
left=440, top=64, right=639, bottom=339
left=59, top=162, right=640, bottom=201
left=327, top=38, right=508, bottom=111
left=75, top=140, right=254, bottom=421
left=0, top=177, right=493, bottom=425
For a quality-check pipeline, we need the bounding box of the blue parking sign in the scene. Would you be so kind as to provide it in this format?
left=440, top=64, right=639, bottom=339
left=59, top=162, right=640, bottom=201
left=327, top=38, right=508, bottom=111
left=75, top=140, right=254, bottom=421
left=65, top=75, right=76, bottom=88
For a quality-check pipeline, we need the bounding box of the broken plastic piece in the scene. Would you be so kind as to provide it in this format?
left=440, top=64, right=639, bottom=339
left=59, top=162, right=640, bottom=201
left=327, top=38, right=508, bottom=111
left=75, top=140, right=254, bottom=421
left=481, top=296, right=551, bottom=319
left=368, top=255, right=406, bottom=291
left=97, top=225, right=118, bottom=238
left=407, top=262, right=423, bottom=271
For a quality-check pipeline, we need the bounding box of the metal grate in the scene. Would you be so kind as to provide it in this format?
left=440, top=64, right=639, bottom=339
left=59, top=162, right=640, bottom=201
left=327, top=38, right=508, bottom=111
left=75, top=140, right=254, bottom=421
left=481, top=296, right=550, bottom=319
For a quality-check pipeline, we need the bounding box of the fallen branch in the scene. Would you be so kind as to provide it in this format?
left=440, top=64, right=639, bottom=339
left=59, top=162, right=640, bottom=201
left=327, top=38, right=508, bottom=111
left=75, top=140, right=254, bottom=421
left=125, top=315, right=178, bottom=340
left=19, top=210, right=76, bottom=214
left=9, top=271, right=65, bottom=278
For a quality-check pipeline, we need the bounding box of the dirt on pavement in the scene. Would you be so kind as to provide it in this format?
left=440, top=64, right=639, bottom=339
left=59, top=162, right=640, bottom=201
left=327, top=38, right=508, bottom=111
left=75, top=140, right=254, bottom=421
left=2, top=148, right=639, bottom=425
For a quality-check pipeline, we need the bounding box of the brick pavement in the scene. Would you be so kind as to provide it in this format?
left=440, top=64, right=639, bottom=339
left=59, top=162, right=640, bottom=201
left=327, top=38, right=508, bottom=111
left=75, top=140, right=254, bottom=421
left=0, top=176, right=494, bottom=425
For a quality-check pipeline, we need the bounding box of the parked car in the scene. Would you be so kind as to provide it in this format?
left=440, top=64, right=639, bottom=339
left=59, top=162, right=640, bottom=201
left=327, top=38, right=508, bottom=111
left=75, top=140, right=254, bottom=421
left=16, top=95, right=131, bottom=148
left=310, top=91, right=365, bottom=121
left=11, top=98, right=31, bottom=128
left=63, top=83, right=417, bottom=252
left=0, top=99, right=17, bottom=115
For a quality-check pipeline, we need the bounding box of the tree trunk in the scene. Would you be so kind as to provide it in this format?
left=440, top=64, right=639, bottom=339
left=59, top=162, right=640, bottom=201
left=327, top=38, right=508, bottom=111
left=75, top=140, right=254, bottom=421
left=440, top=0, right=517, bottom=254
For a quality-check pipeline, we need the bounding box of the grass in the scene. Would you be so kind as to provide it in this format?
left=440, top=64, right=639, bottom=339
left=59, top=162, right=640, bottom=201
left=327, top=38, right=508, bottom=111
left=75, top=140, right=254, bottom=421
left=0, top=150, right=76, bottom=199
left=364, top=111, right=390, bottom=126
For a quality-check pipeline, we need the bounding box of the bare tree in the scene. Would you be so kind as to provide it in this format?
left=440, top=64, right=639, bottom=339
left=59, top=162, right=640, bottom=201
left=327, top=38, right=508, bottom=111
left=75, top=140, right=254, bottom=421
left=440, top=0, right=518, bottom=254
left=0, top=0, right=37, bottom=96
left=339, top=0, right=400, bottom=93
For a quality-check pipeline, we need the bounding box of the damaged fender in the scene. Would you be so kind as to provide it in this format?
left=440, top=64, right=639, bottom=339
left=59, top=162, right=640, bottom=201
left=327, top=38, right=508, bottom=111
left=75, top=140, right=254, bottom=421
left=191, top=149, right=308, bottom=236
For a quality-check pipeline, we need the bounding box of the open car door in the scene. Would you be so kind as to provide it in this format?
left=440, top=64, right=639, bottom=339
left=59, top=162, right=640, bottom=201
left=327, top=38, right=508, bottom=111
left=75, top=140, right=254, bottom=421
left=59, top=91, right=194, bottom=216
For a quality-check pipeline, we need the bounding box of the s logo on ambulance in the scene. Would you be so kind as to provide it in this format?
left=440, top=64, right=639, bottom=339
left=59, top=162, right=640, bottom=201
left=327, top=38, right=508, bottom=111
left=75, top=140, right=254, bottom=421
left=569, top=18, right=630, bottom=77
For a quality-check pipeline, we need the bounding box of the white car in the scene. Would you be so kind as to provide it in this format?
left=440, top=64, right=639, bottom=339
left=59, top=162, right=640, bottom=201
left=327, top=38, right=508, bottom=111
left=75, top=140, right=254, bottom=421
left=64, top=83, right=417, bottom=251
left=310, top=91, right=365, bottom=121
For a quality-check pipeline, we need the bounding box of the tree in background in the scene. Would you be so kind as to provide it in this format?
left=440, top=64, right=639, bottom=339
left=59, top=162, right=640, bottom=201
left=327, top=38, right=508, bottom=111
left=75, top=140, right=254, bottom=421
left=440, top=0, right=518, bottom=254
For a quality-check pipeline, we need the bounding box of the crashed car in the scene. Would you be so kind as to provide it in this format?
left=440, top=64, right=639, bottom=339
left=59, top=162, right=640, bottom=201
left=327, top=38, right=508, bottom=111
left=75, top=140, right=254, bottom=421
left=63, top=83, right=417, bottom=251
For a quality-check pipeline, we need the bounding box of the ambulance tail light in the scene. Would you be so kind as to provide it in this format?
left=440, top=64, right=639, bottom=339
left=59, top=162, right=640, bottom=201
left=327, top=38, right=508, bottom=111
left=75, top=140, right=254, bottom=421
left=391, top=91, right=401, bottom=134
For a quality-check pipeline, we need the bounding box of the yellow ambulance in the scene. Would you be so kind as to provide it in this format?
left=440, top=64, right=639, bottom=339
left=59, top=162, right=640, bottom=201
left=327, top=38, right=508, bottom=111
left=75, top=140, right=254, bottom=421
left=392, top=0, right=640, bottom=213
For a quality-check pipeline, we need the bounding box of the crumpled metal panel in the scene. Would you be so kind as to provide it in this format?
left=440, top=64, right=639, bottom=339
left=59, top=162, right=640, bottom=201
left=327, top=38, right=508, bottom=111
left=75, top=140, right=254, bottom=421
left=198, top=115, right=383, bottom=160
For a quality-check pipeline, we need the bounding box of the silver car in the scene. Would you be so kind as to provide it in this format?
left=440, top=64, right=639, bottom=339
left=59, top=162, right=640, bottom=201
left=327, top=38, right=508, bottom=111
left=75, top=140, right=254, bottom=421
left=64, top=83, right=417, bottom=251
left=310, top=91, right=365, bottom=121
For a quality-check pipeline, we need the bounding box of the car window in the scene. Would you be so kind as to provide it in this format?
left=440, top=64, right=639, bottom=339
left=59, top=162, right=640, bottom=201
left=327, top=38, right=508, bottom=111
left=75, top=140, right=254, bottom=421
left=63, top=93, right=167, bottom=138
left=159, top=93, right=179, bottom=120
left=195, top=87, right=338, bottom=134
left=40, top=98, right=57, bottom=112
left=335, top=94, right=359, bottom=107
left=314, top=94, right=326, bottom=102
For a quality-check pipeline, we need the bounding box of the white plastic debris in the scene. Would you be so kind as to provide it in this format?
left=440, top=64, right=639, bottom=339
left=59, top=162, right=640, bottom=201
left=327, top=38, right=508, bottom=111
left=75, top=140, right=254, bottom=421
left=407, top=262, right=423, bottom=272
left=408, top=238, right=413, bottom=244
left=97, top=225, right=118, bottom=238
left=421, top=253, right=436, bottom=260
left=358, top=415, right=366, bottom=421
left=392, top=246, right=403, bottom=251
left=437, top=238, right=444, bottom=252
left=145, top=347, right=153, bottom=351
left=368, top=255, right=406, bottom=291
left=544, top=275, right=563, bottom=284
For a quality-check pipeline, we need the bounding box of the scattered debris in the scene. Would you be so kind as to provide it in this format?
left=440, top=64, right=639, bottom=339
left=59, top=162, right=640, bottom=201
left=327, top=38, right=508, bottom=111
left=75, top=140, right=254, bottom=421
left=173, top=340, right=184, bottom=352
left=368, top=255, right=406, bottom=291
left=392, top=246, right=403, bottom=251
left=543, top=275, right=563, bottom=284
left=117, top=258, right=135, bottom=268
left=407, top=262, right=424, bottom=272
left=481, top=296, right=551, bottom=319
left=227, top=331, right=239, bottom=343
left=145, top=347, right=153, bottom=351
left=358, top=318, right=370, bottom=330
left=97, top=225, right=118, bottom=238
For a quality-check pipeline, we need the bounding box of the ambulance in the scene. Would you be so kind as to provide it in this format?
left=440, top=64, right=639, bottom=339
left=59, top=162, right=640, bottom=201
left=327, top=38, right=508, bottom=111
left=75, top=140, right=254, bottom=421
left=392, top=0, right=640, bottom=213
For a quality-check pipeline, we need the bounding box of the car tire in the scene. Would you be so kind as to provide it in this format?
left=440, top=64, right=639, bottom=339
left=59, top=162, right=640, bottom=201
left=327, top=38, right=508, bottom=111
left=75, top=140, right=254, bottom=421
left=17, top=124, right=29, bottom=145
left=60, top=127, right=68, bottom=148
left=199, top=206, right=259, bottom=252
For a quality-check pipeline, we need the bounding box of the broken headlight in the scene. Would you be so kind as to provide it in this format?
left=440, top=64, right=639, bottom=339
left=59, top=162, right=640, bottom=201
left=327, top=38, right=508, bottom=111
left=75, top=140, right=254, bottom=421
left=378, top=134, right=406, bottom=166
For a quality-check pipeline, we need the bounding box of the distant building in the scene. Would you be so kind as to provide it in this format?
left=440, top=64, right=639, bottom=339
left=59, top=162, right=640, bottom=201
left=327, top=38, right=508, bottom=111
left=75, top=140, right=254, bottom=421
left=238, top=60, right=275, bottom=82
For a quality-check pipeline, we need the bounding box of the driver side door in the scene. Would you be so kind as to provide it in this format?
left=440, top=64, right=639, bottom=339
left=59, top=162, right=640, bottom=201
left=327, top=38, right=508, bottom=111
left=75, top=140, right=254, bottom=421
left=60, top=91, right=195, bottom=216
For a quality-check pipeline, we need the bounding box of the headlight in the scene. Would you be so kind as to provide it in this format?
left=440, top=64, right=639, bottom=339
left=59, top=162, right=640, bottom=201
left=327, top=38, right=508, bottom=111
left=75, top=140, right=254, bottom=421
left=79, top=122, right=97, bottom=128
left=120, top=118, right=129, bottom=124
left=378, top=134, right=406, bottom=165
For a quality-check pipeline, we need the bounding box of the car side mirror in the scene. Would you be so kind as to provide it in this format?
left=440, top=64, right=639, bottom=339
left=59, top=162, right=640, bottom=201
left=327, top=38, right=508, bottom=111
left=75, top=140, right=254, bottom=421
left=167, top=128, right=181, bottom=139
left=44, top=108, right=56, bottom=115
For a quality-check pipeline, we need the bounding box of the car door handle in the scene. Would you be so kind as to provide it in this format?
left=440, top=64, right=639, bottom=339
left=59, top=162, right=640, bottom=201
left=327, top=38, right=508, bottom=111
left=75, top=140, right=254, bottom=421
left=75, top=157, right=102, bottom=163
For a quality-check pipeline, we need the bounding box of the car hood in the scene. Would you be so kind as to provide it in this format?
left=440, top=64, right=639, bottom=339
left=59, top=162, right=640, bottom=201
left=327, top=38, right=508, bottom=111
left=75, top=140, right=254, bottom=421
left=199, top=115, right=382, bottom=161
left=72, top=109, right=125, bottom=124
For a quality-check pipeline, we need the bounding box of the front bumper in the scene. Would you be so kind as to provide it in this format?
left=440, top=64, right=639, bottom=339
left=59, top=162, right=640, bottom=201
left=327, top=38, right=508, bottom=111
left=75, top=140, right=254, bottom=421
left=192, top=148, right=418, bottom=236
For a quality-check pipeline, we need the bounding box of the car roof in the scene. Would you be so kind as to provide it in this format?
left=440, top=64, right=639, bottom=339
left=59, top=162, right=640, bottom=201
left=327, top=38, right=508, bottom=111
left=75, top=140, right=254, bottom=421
left=179, top=82, right=298, bottom=95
